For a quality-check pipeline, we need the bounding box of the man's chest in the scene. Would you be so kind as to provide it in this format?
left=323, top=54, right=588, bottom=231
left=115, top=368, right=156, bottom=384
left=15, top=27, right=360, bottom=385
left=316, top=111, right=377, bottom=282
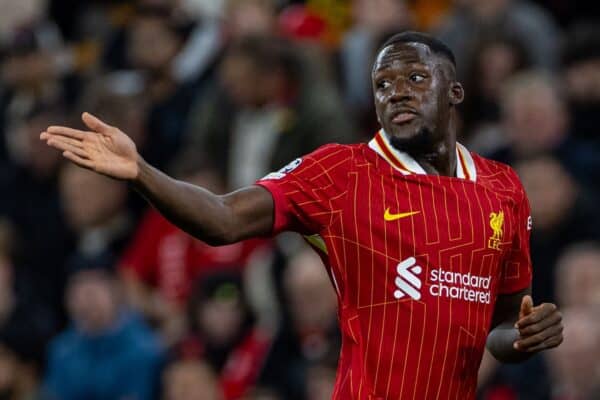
left=329, top=171, right=518, bottom=310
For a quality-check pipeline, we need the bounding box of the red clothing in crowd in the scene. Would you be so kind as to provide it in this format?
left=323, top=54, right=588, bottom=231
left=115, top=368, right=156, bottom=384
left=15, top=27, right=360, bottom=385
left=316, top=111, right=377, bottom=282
left=119, top=208, right=268, bottom=304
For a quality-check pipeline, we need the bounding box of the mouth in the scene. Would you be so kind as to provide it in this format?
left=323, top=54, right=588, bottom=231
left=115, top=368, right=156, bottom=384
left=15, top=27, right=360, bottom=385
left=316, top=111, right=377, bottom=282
left=390, top=109, right=418, bottom=125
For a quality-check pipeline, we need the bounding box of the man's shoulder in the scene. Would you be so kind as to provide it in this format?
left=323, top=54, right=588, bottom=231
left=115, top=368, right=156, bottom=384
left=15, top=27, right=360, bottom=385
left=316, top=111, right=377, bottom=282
left=260, top=142, right=363, bottom=184
left=472, top=152, right=526, bottom=198
left=304, top=142, right=364, bottom=162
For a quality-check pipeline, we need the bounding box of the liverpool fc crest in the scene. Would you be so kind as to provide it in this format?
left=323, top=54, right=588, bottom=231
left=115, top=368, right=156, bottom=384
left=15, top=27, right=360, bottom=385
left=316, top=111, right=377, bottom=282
left=488, top=211, right=504, bottom=250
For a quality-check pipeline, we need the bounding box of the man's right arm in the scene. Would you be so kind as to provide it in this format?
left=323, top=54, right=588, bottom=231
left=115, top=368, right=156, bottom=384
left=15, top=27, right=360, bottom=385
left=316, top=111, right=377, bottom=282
left=133, top=159, right=274, bottom=245
left=41, top=112, right=275, bottom=245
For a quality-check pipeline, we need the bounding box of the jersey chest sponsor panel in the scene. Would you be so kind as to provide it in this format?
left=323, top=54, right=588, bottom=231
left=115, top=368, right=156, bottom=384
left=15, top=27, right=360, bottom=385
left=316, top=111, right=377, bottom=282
left=256, top=140, right=531, bottom=399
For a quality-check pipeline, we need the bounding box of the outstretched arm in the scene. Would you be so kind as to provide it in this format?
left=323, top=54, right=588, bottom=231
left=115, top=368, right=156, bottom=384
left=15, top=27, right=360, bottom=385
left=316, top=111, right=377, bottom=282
left=41, top=112, right=274, bottom=245
left=487, top=287, right=563, bottom=363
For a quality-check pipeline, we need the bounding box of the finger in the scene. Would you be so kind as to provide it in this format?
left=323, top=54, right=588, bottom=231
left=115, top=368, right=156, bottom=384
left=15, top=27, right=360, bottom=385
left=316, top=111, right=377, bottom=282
left=48, top=134, right=85, bottom=150
left=518, top=295, right=534, bottom=320
left=519, top=312, right=562, bottom=336
left=63, top=151, right=95, bottom=170
left=522, top=333, right=564, bottom=353
left=46, top=126, right=87, bottom=140
left=515, top=324, right=563, bottom=350
left=82, top=112, right=112, bottom=134
left=47, top=137, right=90, bottom=159
left=516, top=303, right=557, bottom=329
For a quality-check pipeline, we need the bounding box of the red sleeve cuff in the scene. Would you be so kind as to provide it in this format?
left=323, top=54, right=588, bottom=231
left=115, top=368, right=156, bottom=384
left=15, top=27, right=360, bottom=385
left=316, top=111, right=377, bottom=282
left=254, top=181, right=290, bottom=234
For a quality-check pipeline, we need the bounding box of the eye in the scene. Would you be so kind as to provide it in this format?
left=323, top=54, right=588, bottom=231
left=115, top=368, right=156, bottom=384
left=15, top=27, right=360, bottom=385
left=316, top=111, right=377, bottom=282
left=377, top=79, right=392, bottom=90
left=409, top=73, right=426, bottom=83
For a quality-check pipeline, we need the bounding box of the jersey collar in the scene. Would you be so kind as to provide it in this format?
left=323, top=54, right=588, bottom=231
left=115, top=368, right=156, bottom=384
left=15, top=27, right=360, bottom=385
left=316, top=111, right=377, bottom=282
left=368, top=130, right=477, bottom=182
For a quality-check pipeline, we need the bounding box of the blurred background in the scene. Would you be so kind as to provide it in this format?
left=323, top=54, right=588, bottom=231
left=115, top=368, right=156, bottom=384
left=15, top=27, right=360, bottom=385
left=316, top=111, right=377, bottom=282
left=0, top=0, right=598, bottom=399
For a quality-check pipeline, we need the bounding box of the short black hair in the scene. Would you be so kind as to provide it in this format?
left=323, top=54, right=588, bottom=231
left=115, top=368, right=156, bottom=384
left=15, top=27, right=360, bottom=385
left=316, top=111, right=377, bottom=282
left=377, top=31, right=456, bottom=67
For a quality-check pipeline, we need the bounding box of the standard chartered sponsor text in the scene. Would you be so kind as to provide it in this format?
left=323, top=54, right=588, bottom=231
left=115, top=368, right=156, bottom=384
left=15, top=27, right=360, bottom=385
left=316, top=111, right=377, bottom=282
left=429, top=268, right=491, bottom=304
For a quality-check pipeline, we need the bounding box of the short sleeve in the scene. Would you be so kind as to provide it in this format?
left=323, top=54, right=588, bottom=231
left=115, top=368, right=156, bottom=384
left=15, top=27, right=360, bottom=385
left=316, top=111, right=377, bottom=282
left=255, top=144, right=353, bottom=235
left=498, top=190, right=533, bottom=294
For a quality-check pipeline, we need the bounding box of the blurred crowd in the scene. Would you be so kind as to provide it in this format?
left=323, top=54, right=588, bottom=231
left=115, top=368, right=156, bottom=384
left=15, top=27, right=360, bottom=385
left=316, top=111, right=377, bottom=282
left=0, top=0, right=598, bottom=399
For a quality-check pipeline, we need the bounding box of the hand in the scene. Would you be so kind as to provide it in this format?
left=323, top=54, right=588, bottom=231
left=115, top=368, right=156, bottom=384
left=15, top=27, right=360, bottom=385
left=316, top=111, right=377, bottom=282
left=513, top=295, right=563, bottom=353
left=40, top=112, right=139, bottom=180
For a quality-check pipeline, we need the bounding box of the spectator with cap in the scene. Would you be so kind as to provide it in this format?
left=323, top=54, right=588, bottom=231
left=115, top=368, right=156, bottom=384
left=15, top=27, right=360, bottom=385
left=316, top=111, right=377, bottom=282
left=43, top=265, right=163, bottom=400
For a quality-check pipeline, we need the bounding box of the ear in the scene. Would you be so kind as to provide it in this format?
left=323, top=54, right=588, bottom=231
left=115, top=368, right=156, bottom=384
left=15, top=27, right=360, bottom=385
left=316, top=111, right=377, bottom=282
left=449, top=82, right=464, bottom=106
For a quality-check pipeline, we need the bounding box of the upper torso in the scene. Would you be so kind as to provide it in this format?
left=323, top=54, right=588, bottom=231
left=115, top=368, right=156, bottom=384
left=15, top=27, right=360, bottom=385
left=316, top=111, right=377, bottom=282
left=257, top=131, right=532, bottom=399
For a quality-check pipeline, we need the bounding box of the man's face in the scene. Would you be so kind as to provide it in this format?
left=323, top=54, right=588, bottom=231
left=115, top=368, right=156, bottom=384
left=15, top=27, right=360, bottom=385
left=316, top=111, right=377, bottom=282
left=372, top=42, right=456, bottom=150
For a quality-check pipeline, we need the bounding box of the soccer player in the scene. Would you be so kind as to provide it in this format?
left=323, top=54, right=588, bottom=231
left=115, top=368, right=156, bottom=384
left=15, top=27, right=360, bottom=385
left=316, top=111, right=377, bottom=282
left=41, top=32, right=563, bottom=399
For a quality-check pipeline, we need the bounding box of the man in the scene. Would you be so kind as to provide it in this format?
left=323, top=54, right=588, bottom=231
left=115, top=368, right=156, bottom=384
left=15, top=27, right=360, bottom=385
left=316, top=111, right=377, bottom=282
left=41, top=32, right=563, bottom=399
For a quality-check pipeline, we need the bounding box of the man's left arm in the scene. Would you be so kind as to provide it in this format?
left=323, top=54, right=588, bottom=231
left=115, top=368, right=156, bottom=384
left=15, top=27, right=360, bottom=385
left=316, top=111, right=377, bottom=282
left=487, top=286, right=563, bottom=363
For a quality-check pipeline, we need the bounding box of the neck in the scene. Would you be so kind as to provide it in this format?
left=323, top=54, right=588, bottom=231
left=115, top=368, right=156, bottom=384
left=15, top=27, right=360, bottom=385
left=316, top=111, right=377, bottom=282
left=387, top=121, right=458, bottom=177
left=412, top=131, right=457, bottom=177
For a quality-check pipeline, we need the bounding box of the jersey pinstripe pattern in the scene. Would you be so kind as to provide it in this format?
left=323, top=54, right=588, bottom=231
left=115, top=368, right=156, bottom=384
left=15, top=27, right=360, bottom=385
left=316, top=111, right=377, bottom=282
left=256, top=131, right=532, bottom=399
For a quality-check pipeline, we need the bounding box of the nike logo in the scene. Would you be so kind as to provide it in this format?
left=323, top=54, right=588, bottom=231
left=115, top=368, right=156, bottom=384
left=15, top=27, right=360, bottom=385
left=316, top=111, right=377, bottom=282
left=384, top=208, right=420, bottom=221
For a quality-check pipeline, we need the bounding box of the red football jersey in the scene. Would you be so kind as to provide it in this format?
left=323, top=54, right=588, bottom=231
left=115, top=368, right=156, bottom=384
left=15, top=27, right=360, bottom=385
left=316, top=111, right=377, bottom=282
left=256, top=130, right=532, bottom=399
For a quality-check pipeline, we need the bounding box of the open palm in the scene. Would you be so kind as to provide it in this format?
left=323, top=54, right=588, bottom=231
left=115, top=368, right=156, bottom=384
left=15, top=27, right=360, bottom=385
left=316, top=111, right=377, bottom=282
left=40, top=112, right=139, bottom=180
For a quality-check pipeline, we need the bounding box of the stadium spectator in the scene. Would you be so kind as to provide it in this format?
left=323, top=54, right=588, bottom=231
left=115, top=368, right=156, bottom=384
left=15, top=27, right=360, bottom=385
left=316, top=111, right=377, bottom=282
left=161, top=357, right=223, bottom=400
left=0, top=104, right=73, bottom=322
left=0, top=341, right=40, bottom=400
left=561, top=24, right=600, bottom=143
left=224, top=0, right=277, bottom=39
left=172, top=272, right=272, bottom=399
left=436, top=0, right=559, bottom=76
left=103, top=4, right=209, bottom=169
left=179, top=34, right=356, bottom=190
left=490, top=70, right=600, bottom=187
left=546, top=308, right=600, bottom=399
left=261, top=247, right=339, bottom=400
left=339, top=0, right=413, bottom=134
left=460, top=33, right=530, bottom=151
left=43, top=266, right=163, bottom=400
left=515, top=155, right=600, bottom=302
left=0, top=218, right=59, bottom=376
left=119, top=160, right=269, bottom=343
left=555, top=242, right=600, bottom=308
left=59, top=162, right=131, bottom=274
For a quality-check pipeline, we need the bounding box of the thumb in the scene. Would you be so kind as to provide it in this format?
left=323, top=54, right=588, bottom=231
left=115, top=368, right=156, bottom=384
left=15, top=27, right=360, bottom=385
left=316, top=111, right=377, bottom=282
left=82, top=112, right=112, bottom=134
left=519, top=295, right=534, bottom=319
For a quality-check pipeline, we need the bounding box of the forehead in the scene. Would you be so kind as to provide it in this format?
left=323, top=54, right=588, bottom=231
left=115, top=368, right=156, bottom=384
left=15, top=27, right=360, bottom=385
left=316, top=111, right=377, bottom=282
left=373, top=42, right=438, bottom=73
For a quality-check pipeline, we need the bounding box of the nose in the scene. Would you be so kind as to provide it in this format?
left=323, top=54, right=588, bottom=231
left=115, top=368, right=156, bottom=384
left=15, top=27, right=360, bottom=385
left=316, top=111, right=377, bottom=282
left=389, top=81, right=413, bottom=104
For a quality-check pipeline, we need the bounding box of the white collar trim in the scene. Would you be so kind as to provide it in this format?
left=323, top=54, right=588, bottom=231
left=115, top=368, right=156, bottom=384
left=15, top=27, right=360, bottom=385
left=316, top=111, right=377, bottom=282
left=368, top=130, right=477, bottom=182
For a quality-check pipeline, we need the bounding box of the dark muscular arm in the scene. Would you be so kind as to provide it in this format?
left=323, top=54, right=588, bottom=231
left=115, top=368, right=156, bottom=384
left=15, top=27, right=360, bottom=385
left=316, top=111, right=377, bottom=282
left=133, top=160, right=274, bottom=245
left=41, top=112, right=275, bottom=245
left=487, top=287, right=563, bottom=363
